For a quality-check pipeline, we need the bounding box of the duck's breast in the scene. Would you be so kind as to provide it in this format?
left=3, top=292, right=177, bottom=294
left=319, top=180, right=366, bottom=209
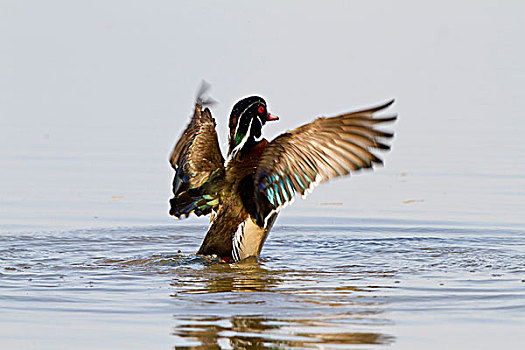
left=232, top=215, right=277, bottom=261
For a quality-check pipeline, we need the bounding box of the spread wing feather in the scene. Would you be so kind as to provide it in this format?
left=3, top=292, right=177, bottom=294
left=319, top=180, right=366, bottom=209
left=169, top=104, right=225, bottom=218
left=253, top=99, right=397, bottom=225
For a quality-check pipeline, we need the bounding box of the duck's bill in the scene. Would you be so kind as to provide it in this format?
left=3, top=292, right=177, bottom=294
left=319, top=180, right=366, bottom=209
left=267, top=113, right=279, bottom=121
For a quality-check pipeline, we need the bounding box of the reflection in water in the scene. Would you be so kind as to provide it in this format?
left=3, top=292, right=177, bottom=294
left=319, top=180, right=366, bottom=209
left=170, top=259, right=395, bottom=348
left=172, top=315, right=393, bottom=349
left=171, top=258, right=282, bottom=293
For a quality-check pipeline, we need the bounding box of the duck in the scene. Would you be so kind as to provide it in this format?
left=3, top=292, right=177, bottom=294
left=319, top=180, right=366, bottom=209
left=169, top=86, right=397, bottom=262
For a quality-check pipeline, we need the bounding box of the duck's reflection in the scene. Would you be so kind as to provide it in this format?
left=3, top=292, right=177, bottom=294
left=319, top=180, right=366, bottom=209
left=172, top=315, right=394, bottom=349
left=170, top=259, right=394, bottom=348
left=170, top=257, right=281, bottom=294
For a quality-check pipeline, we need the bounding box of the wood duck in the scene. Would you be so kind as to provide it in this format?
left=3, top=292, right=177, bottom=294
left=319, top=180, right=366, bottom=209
left=169, top=88, right=397, bottom=262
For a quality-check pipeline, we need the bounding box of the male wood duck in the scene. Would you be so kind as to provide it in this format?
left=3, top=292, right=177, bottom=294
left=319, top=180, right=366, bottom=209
left=169, top=88, right=397, bottom=262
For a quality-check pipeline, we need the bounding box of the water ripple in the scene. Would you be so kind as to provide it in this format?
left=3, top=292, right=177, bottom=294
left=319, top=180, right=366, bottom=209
left=1, top=220, right=524, bottom=348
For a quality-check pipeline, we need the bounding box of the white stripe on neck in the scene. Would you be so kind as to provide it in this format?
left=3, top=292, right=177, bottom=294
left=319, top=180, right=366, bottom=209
left=228, top=117, right=253, bottom=160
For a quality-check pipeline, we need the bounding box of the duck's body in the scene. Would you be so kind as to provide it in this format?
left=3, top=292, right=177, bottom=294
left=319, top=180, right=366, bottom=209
left=198, top=139, right=277, bottom=261
left=169, top=90, right=396, bottom=262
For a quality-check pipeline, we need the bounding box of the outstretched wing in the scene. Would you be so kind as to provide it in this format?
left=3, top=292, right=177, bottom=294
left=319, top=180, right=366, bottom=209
left=169, top=104, right=225, bottom=218
left=253, top=99, right=397, bottom=226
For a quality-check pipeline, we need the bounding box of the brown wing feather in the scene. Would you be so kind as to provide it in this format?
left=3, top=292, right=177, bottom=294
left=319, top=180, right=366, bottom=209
left=169, top=104, right=225, bottom=218
left=253, top=99, right=397, bottom=225
left=170, top=104, right=224, bottom=188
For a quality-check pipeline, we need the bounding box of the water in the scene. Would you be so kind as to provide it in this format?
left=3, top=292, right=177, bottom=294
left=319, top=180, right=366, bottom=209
left=1, top=218, right=524, bottom=349
left=1, top=122, right=524, bottom=349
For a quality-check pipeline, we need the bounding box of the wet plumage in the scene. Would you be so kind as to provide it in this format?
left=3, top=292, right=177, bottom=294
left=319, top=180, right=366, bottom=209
left=169, top=89, right=397, bottom=262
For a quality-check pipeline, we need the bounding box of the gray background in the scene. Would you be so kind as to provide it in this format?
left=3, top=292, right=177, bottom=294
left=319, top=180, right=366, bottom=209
left=1, top=1, right=524, bottom=230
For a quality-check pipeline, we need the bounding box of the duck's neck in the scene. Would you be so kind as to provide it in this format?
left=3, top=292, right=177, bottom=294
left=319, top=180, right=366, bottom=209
left=227, top=138, right=268, bottom=162
left=228, top=131, right=258, bottom=158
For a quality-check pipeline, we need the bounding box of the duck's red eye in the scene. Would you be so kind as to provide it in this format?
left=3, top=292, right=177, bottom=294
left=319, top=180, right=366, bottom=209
left=258, top=106, right=265, bottom=114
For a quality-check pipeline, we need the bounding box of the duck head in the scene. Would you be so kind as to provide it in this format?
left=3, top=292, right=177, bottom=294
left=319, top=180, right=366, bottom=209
left=228, top=96, right=278, bottom=157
